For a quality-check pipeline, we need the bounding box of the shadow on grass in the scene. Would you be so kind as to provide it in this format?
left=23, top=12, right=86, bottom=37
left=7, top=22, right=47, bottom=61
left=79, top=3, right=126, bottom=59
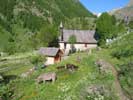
left=0, top=74, right=18, bottom=84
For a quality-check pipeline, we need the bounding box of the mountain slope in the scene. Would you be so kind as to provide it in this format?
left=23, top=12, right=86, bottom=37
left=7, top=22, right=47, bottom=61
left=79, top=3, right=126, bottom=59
left=111, top=0, right=133, bottom=20
left=0, top=0, right=94, bottom=32
left=127, top=0, right=133, bottom=7
left=0, top=0, right=95, bottom=53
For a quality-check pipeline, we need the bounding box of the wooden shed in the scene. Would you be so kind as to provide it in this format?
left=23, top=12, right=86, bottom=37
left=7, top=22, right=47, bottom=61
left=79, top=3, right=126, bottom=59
left=38, top=47, right=63, bottom=65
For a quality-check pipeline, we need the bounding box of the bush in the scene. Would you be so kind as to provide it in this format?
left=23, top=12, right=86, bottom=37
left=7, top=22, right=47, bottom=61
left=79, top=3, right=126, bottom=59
left=30, top=55, right=46, bottom=69
left=0, top=84, right=14, bottom=100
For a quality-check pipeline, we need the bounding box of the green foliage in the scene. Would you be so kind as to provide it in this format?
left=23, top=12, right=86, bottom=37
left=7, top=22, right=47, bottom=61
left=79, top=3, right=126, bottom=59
left=68, top=35, right=77, bottom=53
left=30, top=55, right=46, bottom=66
left=36, top=25, right=59, bottom=48
left=0, top=0, right=16, bottom=20
left=112, top=46, right=133, bottom=59
left=64, top=17, right=96, bottom=30
left=96, top=13, right=116, bottom=38
left=0, top=26, right=11, bottom=52
left=109, top=33, right=133, bottom=98
left=55, top=0, right=94, bottom=18
left=68, top=35, right=77, bottom=44
left=0, top=0, right=95, bottom=54
left=128, top=20, right=133, bottom=29
left=117, top=21, right=126, bottom=34
left=96, top=13, right=126, bottom=46
left=0, top=84, right=14, bottom=100
left=111, top=33, right=133, bottom=59
left=19, top=11, right=45, bottom=32
left=0, top=52, right=117, bottom=100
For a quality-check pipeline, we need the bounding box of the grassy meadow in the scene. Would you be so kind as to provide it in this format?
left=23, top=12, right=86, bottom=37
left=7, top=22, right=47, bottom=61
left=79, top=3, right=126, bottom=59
left=0, top=51, right=118, bottom=100
left=0, top=33, right=132, bottom=100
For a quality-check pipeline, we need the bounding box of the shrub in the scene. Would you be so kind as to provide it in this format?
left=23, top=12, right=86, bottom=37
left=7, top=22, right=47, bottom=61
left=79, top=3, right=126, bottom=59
left=0, top=84, right=14, bottom=100
left=30, top=55, right=46, bottom=69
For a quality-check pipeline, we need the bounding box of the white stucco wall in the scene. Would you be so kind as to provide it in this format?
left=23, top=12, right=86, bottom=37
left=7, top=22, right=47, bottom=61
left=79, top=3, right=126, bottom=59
left=65, top=43, right=97, bottom=51
left=86, top=44, right=97, bottom=49
left=59, top=43, right=64, bottom=50
left=59, top=42, right=97, bottom=55
left=45, top=57, right=54, bottom=65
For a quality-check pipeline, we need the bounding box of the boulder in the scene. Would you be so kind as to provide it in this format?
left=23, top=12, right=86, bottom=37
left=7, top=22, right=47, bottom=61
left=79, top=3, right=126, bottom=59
left=86, top=85, right=110, bottom=97
left=36, top=72, right=56, bottom=83
left=95, top=59, right=112, bottom=73
left=86, top=85, right=104, bottom=95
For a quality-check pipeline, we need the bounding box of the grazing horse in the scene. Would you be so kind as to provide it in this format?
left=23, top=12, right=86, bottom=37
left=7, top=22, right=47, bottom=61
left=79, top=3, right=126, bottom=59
left=36, top=72, right=56, bottom=83
left=56, top=66, right=65, bottom=70
left=66, top=64, right=78, bottom=71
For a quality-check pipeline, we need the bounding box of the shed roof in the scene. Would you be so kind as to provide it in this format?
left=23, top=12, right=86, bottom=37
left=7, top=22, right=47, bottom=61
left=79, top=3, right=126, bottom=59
left=38, top=47, right=60, bottom=57
left=59, top=29, right=97, bottom=43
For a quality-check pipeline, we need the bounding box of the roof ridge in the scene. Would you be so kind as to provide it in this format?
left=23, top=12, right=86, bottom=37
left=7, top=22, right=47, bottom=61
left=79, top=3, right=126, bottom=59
left=63, top=29, right=95, bottom=31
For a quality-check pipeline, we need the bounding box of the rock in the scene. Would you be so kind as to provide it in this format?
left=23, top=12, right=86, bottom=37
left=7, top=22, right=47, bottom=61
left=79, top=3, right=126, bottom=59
left=20, top=68, right=35, bottom=78
left=86, top=85, right=110, bottom=98
left=20, top=72, right=29, bottom=78
left=36, top=72, right=56, bottom=83
left=96, top=47, right=102, bottom=51
left=86, top=85, right=105, bottom=95
left=95, top=59, right=112, bottom=73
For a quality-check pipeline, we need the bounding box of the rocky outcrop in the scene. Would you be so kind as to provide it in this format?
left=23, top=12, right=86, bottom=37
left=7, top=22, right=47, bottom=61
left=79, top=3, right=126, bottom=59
left=127, top=0, right=133, bottom=7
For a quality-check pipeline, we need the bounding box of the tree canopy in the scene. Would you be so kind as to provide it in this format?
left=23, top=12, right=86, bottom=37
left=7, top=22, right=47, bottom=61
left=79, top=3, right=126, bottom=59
left=68, top=35, right=77, bottom=44
left=128, top=20, right=133, bottom=29
left=96, top=12, right=126, bottom=45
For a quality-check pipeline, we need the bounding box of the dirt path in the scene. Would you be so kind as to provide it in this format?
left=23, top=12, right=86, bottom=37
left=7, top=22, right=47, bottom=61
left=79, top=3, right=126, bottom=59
left=97, top=59, right=129, bottom=100
left=110, top=64, right=129, bottom=100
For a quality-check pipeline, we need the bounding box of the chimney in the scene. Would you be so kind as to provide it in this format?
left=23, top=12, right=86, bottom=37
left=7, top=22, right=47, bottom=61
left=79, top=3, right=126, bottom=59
left=60, top=22, right=64, bottom=41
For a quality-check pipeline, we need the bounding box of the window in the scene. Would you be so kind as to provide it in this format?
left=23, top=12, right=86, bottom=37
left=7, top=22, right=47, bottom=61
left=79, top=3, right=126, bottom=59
left=85, top=44, right=87, bottom=47
left=64, top=43, right=66, bottom=49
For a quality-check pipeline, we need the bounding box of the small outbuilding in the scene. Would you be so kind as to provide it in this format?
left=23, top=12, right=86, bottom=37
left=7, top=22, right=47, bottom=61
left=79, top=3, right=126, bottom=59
left=38, top=47, right=63, bottom=65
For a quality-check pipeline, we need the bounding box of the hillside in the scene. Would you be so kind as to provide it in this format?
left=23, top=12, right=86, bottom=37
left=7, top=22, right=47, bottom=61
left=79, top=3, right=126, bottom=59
left=100, top=33, right=133, bottom=99
left=0, top=0, right=94, bottom=31
left=0, top=33, right=132, bottom=100
left=0, top=0, right=95, bottom=53
left=0, top=51, right=118, bottom=100
left=111, top=0, right=133, bottom=20
left=127, top=0, right=133, bottom=7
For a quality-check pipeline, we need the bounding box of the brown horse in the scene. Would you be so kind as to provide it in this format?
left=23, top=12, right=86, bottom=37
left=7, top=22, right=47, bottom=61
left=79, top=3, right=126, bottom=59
left=56, top=66, right=65, bottom=70
left=66, top=64, right=78, bottom=71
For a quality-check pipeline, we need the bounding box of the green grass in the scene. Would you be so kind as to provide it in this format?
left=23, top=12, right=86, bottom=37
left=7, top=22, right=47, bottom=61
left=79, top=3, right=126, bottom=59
left=1, top=45, right=131, bottom=100
left=0, top=51, right=37, bottom=74
left=4, top=37, right=133, bottom=100
left=0, top=34, right=132, bottom=100
left=0, top=52, right=118, bottom=100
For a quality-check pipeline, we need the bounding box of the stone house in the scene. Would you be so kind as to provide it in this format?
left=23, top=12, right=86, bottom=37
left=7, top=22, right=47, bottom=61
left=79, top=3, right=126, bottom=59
left=59, top=24, right=97, bottom=52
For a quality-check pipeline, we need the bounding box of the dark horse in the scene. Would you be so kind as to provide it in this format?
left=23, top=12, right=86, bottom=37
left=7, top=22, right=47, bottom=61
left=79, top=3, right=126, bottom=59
left=66, top=64, right=78, bottom=71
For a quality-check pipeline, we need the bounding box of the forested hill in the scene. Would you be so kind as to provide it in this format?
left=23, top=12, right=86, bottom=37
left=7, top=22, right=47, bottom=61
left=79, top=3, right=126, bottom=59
left=0, top=0, right=95, bottom=54
left=0, top=0, right=94, bottom=31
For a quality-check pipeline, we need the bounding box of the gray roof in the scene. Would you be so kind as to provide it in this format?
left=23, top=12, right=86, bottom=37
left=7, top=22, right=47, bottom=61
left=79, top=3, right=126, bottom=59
left=59, top=29, right=97, bottom=43
left=38, top=47, right=60, bottom=57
